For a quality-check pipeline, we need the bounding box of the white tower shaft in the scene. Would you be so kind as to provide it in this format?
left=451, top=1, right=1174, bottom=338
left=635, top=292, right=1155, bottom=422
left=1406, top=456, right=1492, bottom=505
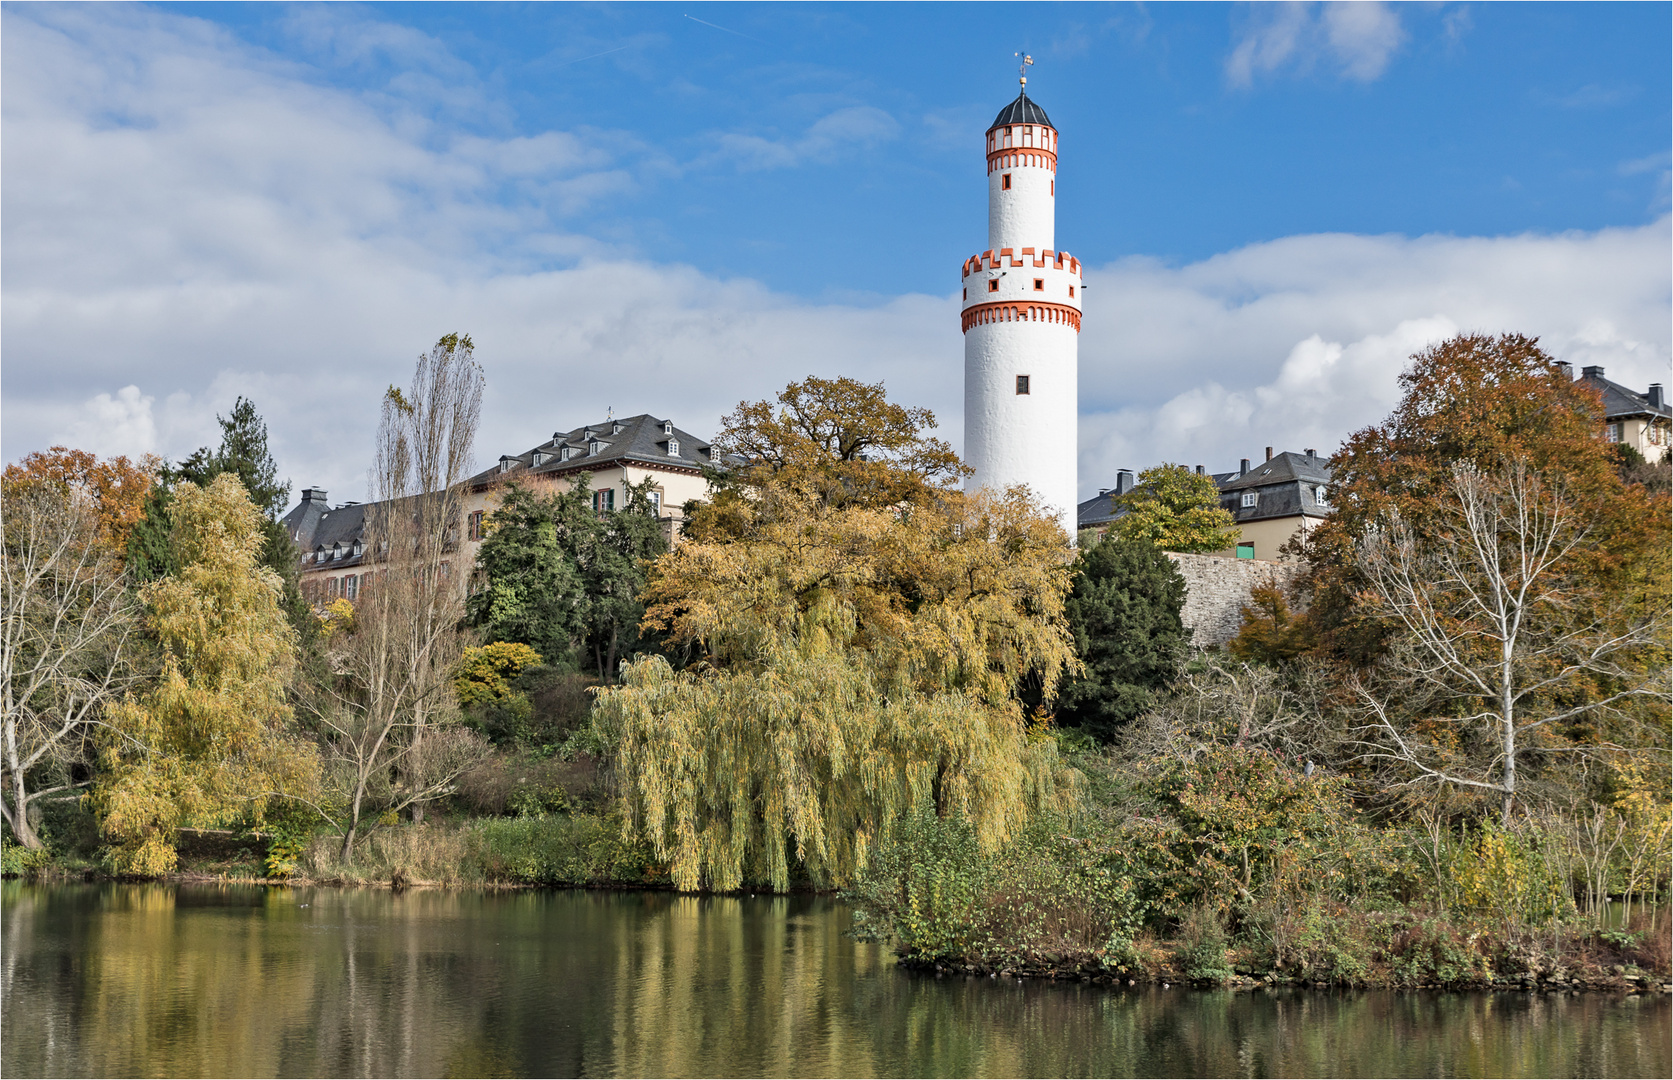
left=961, top=89, right=1080, bottom=536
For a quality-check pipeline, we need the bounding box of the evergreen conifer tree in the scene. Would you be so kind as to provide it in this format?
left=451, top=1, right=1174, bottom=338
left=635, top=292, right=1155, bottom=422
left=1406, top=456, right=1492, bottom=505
left=1057, top=532, right=1189, bottom=742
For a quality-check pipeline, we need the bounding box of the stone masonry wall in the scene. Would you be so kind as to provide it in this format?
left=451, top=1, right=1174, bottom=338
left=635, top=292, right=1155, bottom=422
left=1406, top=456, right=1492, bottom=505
left=1166, top=552, right=1302, bottom=649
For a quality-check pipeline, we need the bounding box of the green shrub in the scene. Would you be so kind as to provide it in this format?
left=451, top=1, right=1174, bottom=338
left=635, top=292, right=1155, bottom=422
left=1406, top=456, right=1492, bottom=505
left=1176, top=903, right=1233, bottom=983
left=473, top=813, right=664, bottom=887
left=849, top=806, right=1144, bottom=971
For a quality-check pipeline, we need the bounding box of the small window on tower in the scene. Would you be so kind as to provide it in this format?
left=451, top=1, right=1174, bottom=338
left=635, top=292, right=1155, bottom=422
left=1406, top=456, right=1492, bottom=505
left=962, top=287, right=967, bottom=300
left=988, top=279, right=999, bottom=293
left=1016, top=375, right=1031, bottom=396
left=1033, top=279, right=1044, bottom=291
left=1069, top=285, right=1075, bottom=298
left=1002, top=173, right=1011, bottom=190
left=1050, top=180, right=1054, bottom=196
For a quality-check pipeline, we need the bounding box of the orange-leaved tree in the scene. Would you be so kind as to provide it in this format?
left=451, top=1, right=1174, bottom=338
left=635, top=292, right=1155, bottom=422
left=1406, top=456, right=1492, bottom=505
left=1295, top=332, right=1666, bottom=661
left=3, top=447, right=160, bottom=562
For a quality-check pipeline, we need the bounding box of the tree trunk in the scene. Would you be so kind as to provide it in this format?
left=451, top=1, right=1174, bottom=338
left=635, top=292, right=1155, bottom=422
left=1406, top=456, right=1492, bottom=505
left=605, top=625, right=620, bottom=683
left=3, top=771, right=43, bottom=850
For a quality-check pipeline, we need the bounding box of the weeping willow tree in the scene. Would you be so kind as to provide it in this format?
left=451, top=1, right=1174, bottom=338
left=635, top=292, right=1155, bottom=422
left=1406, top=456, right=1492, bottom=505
left=593, top=377, right=1081, bottom=892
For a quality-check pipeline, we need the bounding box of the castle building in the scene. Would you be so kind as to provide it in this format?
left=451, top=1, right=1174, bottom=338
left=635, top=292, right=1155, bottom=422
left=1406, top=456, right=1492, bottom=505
left=282, top=413, right=712, bottom=605
left=961, top=69, right=1082, bottom=534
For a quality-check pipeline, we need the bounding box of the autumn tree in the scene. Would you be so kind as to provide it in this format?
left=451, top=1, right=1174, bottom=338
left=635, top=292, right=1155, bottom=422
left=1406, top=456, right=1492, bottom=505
left=1229, top=581, right=1316, bottom=665
left=311, top=334, right=488, bottom=851
left=706, top=375, right=968, bottom=512
left=93, top=474, right=318, bottom=875
left=1354, top=463, right=1668, bottom=823
left=1, top=478, right=139, bottom=849
left=1112, top=464, right=1239, bottom=553
left=1296, top=333, right=1664, bottom=659
left=3, top=447, right=159, bottom=561
left=593, top=378, right=1078, bottom=892
left=1056, top=532, right=1190, bottom=742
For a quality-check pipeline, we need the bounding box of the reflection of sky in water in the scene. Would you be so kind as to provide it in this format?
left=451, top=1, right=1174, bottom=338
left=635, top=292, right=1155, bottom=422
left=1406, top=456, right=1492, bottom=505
left=3, top=883, right=1668, bottom=1078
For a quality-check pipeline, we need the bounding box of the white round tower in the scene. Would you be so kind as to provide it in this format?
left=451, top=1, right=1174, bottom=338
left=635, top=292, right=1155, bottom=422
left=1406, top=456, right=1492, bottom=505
left=961, top=74, right=1081, bottom=536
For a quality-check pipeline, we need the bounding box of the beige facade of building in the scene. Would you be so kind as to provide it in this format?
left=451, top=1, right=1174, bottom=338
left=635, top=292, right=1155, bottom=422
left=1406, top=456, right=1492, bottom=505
left=283, top=413, right=713, bottom=605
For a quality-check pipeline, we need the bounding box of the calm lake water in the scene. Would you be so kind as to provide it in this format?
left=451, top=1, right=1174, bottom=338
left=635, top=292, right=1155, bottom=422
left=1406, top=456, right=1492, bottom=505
left=2, top=882, right=1668, bottom=1078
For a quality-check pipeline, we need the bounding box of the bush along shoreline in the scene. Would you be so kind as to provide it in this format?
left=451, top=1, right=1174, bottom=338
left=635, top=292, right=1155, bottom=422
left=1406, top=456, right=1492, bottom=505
left=842, top=769, right=1672, bottom=995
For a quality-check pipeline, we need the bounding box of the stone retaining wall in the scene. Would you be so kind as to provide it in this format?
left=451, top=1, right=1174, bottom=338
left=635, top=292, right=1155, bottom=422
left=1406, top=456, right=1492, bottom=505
left=1166, top=552, right=1302, bottom=648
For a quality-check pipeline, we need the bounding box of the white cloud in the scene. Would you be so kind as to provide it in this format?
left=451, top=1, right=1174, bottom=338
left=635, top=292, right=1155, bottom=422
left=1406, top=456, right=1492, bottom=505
left=3, top=4, right=1667, bottom=513
left=60, top=386, right=158, bottom=461
left=1226, top=1, right=1407, bottom=88
left=1077, top=224, right=1671, bottom=488
left=712, top=105, right=901, bottom=172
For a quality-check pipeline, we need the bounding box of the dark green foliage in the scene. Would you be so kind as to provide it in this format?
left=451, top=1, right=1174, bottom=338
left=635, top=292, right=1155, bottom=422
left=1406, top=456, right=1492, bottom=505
left=1056, top=533, right=1189, bottom=741
left=468, top=482, right=589, bottom=666
left=468, top=475, right=668, bottom=680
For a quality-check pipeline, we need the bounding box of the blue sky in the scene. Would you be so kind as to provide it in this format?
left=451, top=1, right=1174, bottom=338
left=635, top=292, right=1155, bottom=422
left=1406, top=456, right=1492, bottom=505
left=4, top=2, right=1670, bottom=503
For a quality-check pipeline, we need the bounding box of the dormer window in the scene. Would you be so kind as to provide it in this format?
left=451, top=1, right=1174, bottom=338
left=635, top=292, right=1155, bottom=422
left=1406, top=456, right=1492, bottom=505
left=332, top=543, right=344, bottom=560
left=560, top=446, right=573, bottom=461
left=351, top=540, right=363, bottom=558
left=1241, top=492, right=1258, bottom=509
left=588, top=439, right=602, bottom=456
left=1314, top=486, right=1329, bottom=506
left=532, top=451, right=548, bottom=466
left=612, top=422, right=624, bottom=435
left=499, top=455, right=515, bottom=474
left=663, top=420, right=674, bottom=435
left=667, top=438, right=679, bottom=457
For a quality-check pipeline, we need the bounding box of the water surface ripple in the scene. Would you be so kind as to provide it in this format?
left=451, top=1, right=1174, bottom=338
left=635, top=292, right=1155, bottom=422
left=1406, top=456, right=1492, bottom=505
left=2, top=883, right=1667, bottom=1078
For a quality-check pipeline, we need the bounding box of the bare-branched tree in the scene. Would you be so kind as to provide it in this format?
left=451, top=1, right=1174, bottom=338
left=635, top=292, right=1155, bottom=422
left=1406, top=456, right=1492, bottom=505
left=1353, top=462, right=1668, bottom=822
left=1, top=480, right=138, bottom=848
left=311, top=334, right=487, bottom=855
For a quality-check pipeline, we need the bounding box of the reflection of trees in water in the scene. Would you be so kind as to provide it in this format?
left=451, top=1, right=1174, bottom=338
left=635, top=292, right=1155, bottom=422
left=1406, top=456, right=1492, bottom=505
left=3, top=882, right=1669, bottom=1078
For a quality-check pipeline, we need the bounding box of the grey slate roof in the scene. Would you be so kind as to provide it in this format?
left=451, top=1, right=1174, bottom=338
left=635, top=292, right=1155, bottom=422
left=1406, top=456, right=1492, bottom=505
left=1218, top=452, right=1334, bottom=525
left=1077, top=454, right=1333, bottom=532
left=468, top=413, right=712, bottom=489
left=1577, top=367, right=1671, bottom=422
left=281, top=493, right=372, bottom=570
left=990, top=92, right=1053, bottom=131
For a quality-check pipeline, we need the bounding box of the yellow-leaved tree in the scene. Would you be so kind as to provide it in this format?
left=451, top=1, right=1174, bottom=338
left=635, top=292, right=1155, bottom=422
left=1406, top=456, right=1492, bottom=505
left=593, top=376, right=1081, bottom=892
left=94, top=474, right=317, bottom=874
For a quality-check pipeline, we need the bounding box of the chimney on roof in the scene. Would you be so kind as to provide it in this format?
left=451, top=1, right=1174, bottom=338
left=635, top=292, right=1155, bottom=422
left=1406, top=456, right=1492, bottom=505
left=1098, top=488, right=1109, bottom=496
left=301, top=488, right=328, bottom=504
left=1556, top=361, right=1574, bottom=380
left=1116, top=469, right=1135, bottom=496
left=1582, top=365, right=1604, bottom=379
left=1194, top=465, right=1204, bottom=475
left=1305, top=449, right=1316, bottom=459
left=1265, top=446, right=1274, bottom=462
left=1650, top=384, right=1666, bottom=410
left=1240, top=458, right=1251, bottom=476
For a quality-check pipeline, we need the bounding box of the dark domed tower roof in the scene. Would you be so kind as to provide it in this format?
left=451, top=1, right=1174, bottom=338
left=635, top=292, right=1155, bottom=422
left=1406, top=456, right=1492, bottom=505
left=989, top=92, right=1053, bottom=131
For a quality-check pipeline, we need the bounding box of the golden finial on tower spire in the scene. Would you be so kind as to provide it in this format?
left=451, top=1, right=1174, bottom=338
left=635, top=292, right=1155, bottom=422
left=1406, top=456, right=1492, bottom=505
left=1015, top=52, right=1032, bottom=91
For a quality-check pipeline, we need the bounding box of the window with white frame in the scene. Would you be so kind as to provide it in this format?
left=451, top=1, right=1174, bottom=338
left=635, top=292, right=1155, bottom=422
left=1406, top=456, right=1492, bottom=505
left=668, top=438, right=679, bottom=457
left=1241, top=492, right=1258, bottom=508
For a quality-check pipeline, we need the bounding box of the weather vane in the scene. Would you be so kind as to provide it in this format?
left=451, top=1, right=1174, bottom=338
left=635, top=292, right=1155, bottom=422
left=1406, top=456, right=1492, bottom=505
left=1015, top=52, right=1032, bottom=91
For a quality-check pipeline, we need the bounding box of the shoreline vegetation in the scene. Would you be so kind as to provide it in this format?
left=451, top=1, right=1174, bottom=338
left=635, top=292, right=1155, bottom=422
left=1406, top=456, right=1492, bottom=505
left=5, top=339, right=1670, bottom=1001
